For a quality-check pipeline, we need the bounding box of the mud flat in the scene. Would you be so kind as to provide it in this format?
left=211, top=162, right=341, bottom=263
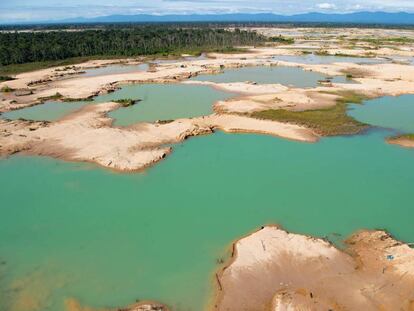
left=214, top=226, right=414, bottom=311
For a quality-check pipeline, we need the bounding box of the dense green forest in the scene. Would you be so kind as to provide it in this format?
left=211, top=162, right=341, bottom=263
left=0, top=27, right=265, bottom=66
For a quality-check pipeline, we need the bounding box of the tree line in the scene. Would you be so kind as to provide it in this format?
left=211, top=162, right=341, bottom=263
left=0, top=26, right=266, bottom=66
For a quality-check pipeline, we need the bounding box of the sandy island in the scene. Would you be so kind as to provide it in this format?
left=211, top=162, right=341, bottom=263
left=387, top=136, right=414, bottom=149
left=214, top=225, right=414, bottom=311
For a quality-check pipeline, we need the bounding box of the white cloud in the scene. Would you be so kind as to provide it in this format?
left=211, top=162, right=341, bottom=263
left=316, top=2, right=336, bottom=9
left=1, top=0, right=414, bottom=23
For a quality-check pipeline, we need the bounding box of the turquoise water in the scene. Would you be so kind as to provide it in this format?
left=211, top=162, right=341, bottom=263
left=1, top=128, right=414, bottom=311
left=0, top=84, right=233, bottom=124
left=1, top=101, right=87, bottom=121
left=1, top=73, right=414, bottom=311
left=191, top=66, right=352, bottom=87
left=82, top=63, right=149, bottom=77
left=348, top=95, right=414, bottom=133
left=273, top=54, right=386, bottom=65
left=1, top=66, right=352, bottom=123
left=98, top=84, right=234, bottom=126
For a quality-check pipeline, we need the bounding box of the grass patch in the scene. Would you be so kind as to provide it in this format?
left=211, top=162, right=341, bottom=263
left=251, top=91, right=369, bottom=136
left=1, top=85, right=14, bottom=93
left=38, top=92, right=63, bottom=102
left=390, top=133, right=414, bottom=141
left=0, top=57, right=96, bottom=76
left=334, top=53, right=366, bottom=58
left=269, top=35, right=294, bottom=44
left=156, top=119, right=174, bottom=124
left=37, top=92, right=94, bottom=103
left=62, top=97, right=94, bottom=102
left=114, top=98, right=141, bottom=107
left=0, top=75, right=14, bottom=82
left=355, top=37, right=414, bottom=45
left=340, top=68, right=371, bottom=79
left=333, top=91, right=368, bottom=105
left=315, top=50, right=330, bottom=56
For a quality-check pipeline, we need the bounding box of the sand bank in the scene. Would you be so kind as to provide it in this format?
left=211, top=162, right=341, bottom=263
left=215, top=225, right=414, bottom=311
left=64, top=298, right=168, bottom=311
left=387, top=136, right=414, bottom=148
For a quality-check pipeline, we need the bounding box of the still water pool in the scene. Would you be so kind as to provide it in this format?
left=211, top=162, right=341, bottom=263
left=1, top=96, right=414, bottom=311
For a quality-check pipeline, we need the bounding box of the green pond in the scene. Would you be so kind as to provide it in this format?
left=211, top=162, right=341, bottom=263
left=82, top=63, right=149, bottom=77
left=1, top=95, right=414, bottom=311
left=1, top=66, right=354, bottom=124
left=98, top=84, right=234, bottom=126
left=1, top=84, right=233, bottom=125
left=272, top=54, right=386, bottom=65
left=1, top=101, right=87, bottom=121
left=348, top=95, right=414, bottom=133
left=191, top=65, right=353, bottom=86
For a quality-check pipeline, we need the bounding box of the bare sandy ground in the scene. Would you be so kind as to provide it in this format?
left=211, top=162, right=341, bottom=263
left=387, top=137, right=414, bottom=148
left=214, top=226, right=414, bottom=311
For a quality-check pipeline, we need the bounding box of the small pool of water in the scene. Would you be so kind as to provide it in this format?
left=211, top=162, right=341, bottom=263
left=190, top=65, right=353, bottom=87
left=98, top=84, right=233, bottom=126
left=0, top=83, right=233, bottom=124
left=82, top=63, right=149, bottom=77
left=0, top=101, right=87, bottom=121
left=273, top=54, right=386, bottom=65
left=390, top=56, right=414, bottom=65
left=348, top=95, right=414, bottom=133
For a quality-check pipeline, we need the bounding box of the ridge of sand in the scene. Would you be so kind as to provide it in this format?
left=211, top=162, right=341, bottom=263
left=0, top=102, right=317, bottom=171
left=64, top=298, right=168, bottom=311
left=214, top=225, right=414, bottom=311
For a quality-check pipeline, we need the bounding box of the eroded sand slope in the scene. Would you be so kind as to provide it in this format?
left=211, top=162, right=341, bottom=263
left=215, top=226, right=414, bottom=311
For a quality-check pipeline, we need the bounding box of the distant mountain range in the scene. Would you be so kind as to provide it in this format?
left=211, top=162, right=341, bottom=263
left=55, top=12, right=414, bottom=25
left=2, top=12, right=414, bottom=26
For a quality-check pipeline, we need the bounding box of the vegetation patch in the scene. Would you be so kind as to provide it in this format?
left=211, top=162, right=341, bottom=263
left=38, top=92, right=63, bottom=102
left=155, top=119, right=174, bottom=124
left=62, top=97, right=94, bottom=102
left=0, top=57, right=98, bottom=76
left=114, top=98, right=142, bottom=107
left=389, top=133, right=414, bottom=141
left=0, top=75, right=14, bottom=82
left=1, top=85, right=14, bottom=93
left=269, top=35, right=294, bottom=44
left=0, top=26, right=266, bottom=70
left=315, top=50, right=329, bottom=56
left=334, top=52, right=366, bottom=58
left=340, top=67, right=371, bottom=79
left=251, top=91, right=369, bottom=136
left=354, top=37, right=414, bottom=45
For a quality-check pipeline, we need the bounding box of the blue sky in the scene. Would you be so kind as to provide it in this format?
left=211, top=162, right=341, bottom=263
left=1, top=0, right=413, bottom=23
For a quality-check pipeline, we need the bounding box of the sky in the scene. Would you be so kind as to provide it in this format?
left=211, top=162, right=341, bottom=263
left=1, top=0, right=413, bottom=23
